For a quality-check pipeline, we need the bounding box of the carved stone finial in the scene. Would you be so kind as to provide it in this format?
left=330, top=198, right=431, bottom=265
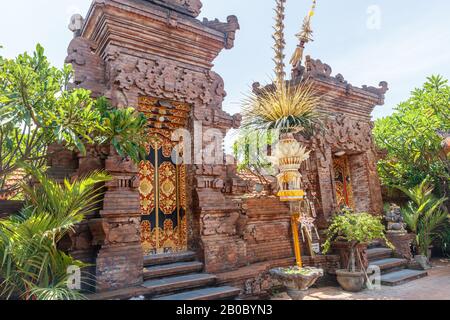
left=305, top=56, right=332, bottom=79
left=202, top=15, right=240, bottom=50
left=68, top=14, right=84, bottom=37
left=361, top=81, right=389, bottom=98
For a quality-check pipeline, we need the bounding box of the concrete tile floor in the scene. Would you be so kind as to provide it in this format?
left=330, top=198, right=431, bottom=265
left=272, top=259, right=450, bottom=300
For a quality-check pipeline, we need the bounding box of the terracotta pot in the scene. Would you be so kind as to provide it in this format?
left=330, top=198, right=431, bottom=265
left=336, top=269, right=365, bottom=292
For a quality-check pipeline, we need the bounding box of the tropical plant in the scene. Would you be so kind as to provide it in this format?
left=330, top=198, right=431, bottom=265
left=438, top=228, right=450, bottom=258
left=323, top=210, right=392, bottom=272
left=396, top=178, right=449, bottom=257
left=374, top=75, right=450, bottom=199
left=0, top=44, right=147, bottom=198
left=232, top=129, right=277, bottom=179
left=93, top=97, right=147, bottom=162
left=0, top=167, right=111, bottom=300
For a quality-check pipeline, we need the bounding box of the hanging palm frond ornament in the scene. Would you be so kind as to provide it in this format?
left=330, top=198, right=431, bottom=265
left=290, top=0, right=317, bottom=69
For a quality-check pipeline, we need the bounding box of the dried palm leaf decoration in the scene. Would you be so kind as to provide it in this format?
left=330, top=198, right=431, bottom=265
left=290, top=0, right=317, bottom=69
left=241, top=0, right=322, bottom=136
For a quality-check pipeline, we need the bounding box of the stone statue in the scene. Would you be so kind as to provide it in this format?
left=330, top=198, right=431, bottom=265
left=385, top=204, right=407, bottom=234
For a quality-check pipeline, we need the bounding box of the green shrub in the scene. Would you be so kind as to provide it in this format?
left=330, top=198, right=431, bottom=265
left=396, top=178, right=448, bottom=257
left=323, top=210, right=392, bottom=272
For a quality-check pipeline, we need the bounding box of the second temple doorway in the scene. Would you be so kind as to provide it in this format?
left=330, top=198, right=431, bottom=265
left=333, top=155, right=355, bottom=209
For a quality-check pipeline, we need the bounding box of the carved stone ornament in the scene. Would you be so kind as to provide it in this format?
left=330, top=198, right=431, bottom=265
left=202, top=15, right=240, bottom=49
left=147, top=0, right=203, bottom=17
left=311, top=114, right=373, bottom=168
left=68, top=14, right=84, bottom=37
left=305, top=56, right=332, bottom=79
left=108, top=53, right=226, bottom=109
left=361, top=81, right=389, bottom=97
left=324, top=114, right=373, bottom=152
left=65, top=37, right=106, bottom=96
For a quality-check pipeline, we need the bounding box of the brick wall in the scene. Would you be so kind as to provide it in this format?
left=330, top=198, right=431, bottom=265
left=243, top=197, right=294, bottom=264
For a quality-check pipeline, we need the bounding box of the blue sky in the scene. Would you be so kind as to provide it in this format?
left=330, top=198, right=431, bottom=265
left=1, top=0, right=450, bottom=121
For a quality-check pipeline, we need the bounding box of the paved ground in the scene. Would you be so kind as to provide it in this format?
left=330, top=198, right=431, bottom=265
left=272, top=259, right=450, bottom=300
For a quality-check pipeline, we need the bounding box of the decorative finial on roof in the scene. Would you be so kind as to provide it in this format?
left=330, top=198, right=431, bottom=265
left=273, top=0, right=287, bottom=88
left=68, top=14, right=84, bottom=38
left=290, top=0, right=317, bottom=70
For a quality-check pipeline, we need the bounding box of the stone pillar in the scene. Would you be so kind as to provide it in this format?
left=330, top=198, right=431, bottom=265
left=385, top=233, right=415, bottom=261
left=348, top=151, right=383, bottom=215
left=348, top=153, right=370, bottom=213
left=315, top=146, right=335, bottom=220
left=90, top=150, right=143, bottom=292
left=366, top=148, right=384, bottom=215
left=194, top=165, right=247, bottom=273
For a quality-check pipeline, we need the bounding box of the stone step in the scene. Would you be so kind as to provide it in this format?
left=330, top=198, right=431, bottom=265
left=367, top=247, right=394, bottom=261
left=369, top=258, right=408, bottom=273
left=144, top=251, right=197, bottom=267
left=381, top=269, right=428, bottom=286
left=142, top=273, right=217, bottom=296
left=144, top=261, right=204, bottom=280
left=153, top=286, right=241, bottom=301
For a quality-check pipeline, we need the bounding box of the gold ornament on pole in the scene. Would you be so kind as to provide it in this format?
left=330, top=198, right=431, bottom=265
left=290, top=0, right=317, bottom=70
left=270, top=132, right=309, bottom=267
left=243, top=0, right=324, bottom=298
left=242, top=0, right=322, bottom=271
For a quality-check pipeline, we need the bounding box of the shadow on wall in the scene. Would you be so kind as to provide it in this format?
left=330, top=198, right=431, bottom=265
left=0, top=201, right=24, bottom=218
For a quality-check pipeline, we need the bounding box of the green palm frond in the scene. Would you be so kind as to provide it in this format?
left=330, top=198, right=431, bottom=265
left=397, top=178, right=448, bottom=256
left=0, top=169, right=110, bottom=300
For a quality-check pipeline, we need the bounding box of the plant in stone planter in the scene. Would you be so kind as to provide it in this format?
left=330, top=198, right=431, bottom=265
left=270, top=266, right=323, bottom=300
left=323, top=210, right=392, bottom=292
left=396, top=178, right=448, bottom=269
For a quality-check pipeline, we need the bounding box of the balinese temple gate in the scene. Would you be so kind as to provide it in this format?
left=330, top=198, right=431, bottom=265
left=53, top=0, right=389, bottom=298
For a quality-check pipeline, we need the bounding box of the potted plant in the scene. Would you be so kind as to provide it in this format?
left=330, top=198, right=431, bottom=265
left=323, top=210, right=393, bottom=292
left=396, top=178, right=448, bottom=270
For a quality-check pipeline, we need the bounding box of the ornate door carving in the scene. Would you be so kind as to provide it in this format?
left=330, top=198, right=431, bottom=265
left=333, top=155, right=354, bottom=209
left=138, top=97, right=189, bottom=255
